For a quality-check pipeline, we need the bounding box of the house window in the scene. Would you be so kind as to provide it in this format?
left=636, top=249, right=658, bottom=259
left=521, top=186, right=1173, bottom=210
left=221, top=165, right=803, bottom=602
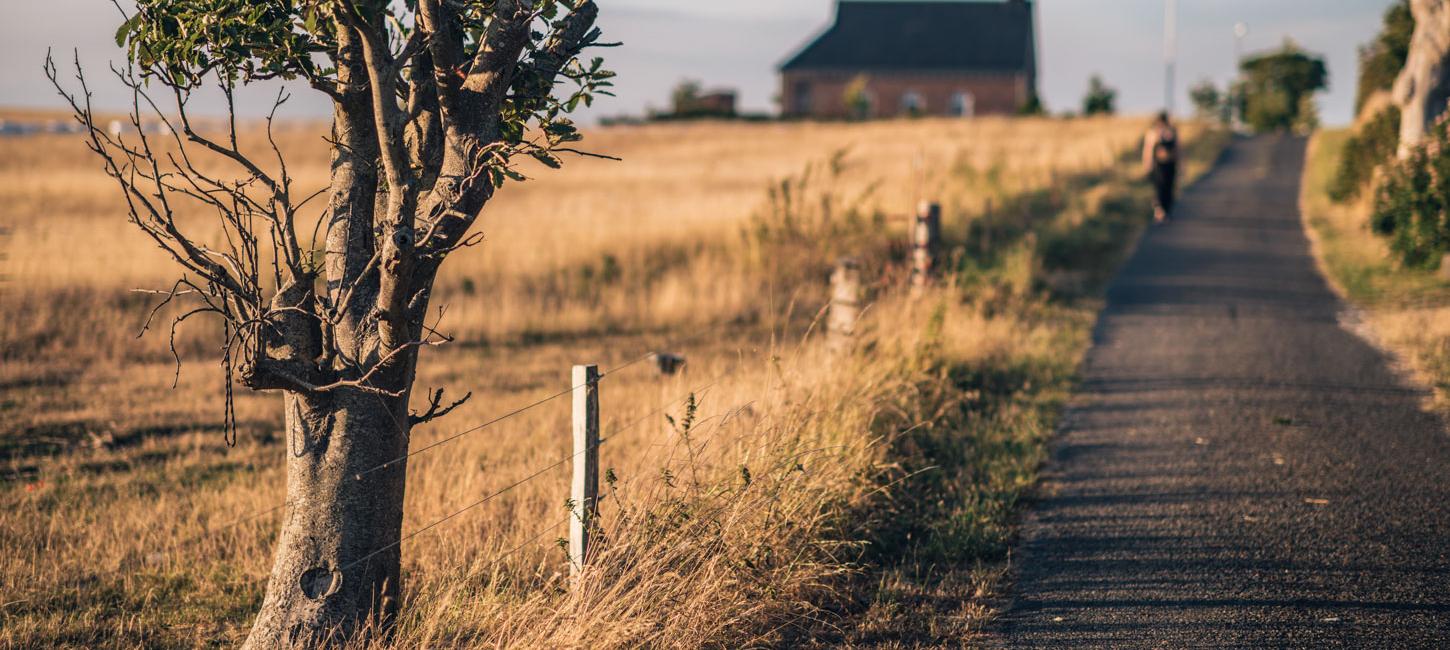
left=900, top=90, right=925, bottom=116
left=793, top=80, right=813, bottom=114
left=949, top=91, right=976, bottom=118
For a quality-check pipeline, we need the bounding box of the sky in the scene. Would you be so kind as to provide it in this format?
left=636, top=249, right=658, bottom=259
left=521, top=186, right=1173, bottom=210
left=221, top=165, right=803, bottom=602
left=2, top=0, right=1394, bottom=126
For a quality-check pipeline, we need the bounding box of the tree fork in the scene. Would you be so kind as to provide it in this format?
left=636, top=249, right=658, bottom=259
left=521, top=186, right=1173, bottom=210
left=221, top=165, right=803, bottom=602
left=56, top=1, right=609, bottom=644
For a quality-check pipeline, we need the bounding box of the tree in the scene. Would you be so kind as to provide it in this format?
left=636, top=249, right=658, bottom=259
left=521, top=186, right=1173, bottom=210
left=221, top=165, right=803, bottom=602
left=1081, top=75, right=1116, bottom=116
left=1393, top=0, right=1450, bottom=155
left=670, top=78, right=703, bottom=115
left=1017, top=91, right=1046, bottom=116
left=46, top=0, right=611, bottom=646
left=1189, top=79, right=1225, bottom=123
left=1239, top=40, right=1328, bottom=133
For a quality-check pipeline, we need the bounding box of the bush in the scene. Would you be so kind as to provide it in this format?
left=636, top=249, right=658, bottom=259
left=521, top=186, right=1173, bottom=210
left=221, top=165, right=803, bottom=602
left=1329, top=106, right=1401, bottom=203
left=1372, top=115, right=1450, bottom=270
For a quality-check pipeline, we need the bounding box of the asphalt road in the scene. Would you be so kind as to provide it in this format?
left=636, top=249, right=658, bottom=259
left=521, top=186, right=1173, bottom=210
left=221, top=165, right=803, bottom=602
left=986, top=135, right=1450, bottom=648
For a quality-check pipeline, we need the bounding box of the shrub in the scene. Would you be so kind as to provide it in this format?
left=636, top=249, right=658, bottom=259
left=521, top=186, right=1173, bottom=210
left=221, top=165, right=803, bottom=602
left=1372, top=115, right=1450, bottom=270
left=1329, top=106, right=1401, bottom=203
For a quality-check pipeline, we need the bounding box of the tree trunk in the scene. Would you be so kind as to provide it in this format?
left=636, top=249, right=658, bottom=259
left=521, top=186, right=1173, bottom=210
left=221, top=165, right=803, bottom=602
left=241, top=390, right=412, bottom=649
left=1396, top=0, right=1450, bottom=156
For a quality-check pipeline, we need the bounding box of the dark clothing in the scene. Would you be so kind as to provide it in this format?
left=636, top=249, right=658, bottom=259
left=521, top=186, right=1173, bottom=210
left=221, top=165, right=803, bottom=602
left=1144, top=124, right=1179, bottom=218
left=1151, top=162, right=1177, bottom=214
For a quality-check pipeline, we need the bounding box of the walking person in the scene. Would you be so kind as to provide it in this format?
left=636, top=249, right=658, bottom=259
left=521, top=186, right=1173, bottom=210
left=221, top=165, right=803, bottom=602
left=1142, top=111, right=1179, bottom=223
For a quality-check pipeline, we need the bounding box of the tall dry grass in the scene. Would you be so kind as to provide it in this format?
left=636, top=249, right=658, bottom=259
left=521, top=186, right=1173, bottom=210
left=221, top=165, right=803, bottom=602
left=1, top=116, right=1145, bottom=351
left=0, top=114, right=1204, bottom=648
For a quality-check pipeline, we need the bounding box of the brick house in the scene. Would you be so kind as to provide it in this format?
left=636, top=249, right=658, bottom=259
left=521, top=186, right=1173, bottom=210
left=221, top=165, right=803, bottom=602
left=780, top=0, right=1038, bottom=119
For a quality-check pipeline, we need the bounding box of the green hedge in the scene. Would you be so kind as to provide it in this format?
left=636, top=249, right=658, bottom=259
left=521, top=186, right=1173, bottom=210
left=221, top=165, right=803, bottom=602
left=1329, top=106, right=1401, bottom=204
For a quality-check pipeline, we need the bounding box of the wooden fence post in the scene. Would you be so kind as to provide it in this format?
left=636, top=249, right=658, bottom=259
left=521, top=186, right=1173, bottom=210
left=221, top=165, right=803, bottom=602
left=570, top=364, right=600, bottom=580
left=981, top=197, right=993, bottom=258
left=911, top=201, right=942, bottom=291
left=828, top=256, right=863, bottom=350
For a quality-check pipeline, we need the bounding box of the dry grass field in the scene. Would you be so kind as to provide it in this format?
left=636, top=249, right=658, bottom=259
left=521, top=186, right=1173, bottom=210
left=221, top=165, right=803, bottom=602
left=0, top=114, right=1222, bottom=647
left=1301, top=130, right=1450, bottom=405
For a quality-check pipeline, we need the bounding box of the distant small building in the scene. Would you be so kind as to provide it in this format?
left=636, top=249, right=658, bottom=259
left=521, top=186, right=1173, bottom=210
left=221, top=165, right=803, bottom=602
left=671, top=85, right=739, bottom=119
left=693, top=91, right=738, bottom=117
left=780, top=0, right=1038, bottom=120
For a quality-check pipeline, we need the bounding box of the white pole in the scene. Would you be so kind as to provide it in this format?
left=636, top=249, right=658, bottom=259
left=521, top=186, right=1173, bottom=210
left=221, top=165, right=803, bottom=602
left=1164, top=0, right=1178, bottom=114
left=1232, top=22, right=1249, bottom=128
left=1233, top=22, right=1249, bottom=71
left=570, top=364, right=600, bottom=580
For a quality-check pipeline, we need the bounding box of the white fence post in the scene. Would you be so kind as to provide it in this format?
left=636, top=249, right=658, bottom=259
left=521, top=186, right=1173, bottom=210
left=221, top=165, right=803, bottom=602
left=912, top=201, right=942, bottom=291
left=570, top=364, right=600, bottom=580
left=828, top=256, right=863, bottom=350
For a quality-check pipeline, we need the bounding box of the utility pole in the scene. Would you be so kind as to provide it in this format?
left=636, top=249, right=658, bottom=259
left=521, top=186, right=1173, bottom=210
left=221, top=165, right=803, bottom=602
left=1232, top=22, right=1249, bottom=129
left=1233, top=22, right=1249, bottom=71
left=1164, top=0, right=1178, bottom=115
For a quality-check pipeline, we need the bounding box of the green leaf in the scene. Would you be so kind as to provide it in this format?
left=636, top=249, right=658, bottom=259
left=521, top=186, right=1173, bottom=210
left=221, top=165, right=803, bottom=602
left=530, top=151, right=561, bottom=169
left=115, top=13, right=142, bottom=47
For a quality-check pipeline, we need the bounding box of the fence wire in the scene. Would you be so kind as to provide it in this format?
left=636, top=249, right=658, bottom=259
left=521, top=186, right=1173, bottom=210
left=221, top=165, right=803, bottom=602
left=150, top=323, right=743, bottom=568
left=353, top=350, right=657, bottom=481
left=336, top=365, right=740, bottom=577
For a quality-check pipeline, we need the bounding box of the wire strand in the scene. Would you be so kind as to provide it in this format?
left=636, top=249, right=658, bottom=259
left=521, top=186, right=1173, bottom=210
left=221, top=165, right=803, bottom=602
left=155, top=500, right=289, bottom=556
left=353, top=351, right=656, bottom=481
left=482, top=515, right=571, bottom=571
left=336, top=363, right=742, bottom=577
left=161, top=324, right=738, bottom=561
left=600, top=365, right=741, bottom=446
left=339, top=441, right=598, bottom=575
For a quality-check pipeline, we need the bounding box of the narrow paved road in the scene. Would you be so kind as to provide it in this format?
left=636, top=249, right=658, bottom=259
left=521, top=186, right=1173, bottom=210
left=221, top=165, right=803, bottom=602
left=987, top=135, right=1450, bottom=648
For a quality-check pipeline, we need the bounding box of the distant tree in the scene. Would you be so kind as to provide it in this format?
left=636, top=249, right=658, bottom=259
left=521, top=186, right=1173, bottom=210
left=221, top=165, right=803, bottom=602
left=1081, top=75, right=1117, bottom=116
left=1357, top=0, right=1415, bottom=115
left=670, top=78, right=704, bottom=116
left=1018, top=90, right=1046, bottom=116
left=843, top=74, right=873, bottom=120
left=1189, top=80, right=1225, bottom=123
left=47, top=0, right=611, bottom=646
left=1240, top=40, right=1328, bottom=133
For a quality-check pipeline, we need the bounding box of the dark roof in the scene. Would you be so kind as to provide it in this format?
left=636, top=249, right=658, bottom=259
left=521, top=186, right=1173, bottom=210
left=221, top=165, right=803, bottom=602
left=780, top=0, right=1036, bottom=74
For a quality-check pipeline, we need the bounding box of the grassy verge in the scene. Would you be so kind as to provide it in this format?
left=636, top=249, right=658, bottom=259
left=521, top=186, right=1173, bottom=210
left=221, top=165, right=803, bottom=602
left=1302, top=129, right=1450, bottom=404
left=789, top=125, right=1230, bottom=646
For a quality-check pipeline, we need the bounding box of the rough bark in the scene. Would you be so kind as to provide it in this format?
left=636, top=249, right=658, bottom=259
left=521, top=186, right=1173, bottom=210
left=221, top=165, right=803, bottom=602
left=241, top=390, right=413, bottom=649
left=1395, top=0, right=1450, bottom=156
left=240, top=20, right=416, bottom=645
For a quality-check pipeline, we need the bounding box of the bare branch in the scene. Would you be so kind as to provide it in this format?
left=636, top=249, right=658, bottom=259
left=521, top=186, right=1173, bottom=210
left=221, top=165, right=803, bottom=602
left=409, top=387, right=472, bottom=426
